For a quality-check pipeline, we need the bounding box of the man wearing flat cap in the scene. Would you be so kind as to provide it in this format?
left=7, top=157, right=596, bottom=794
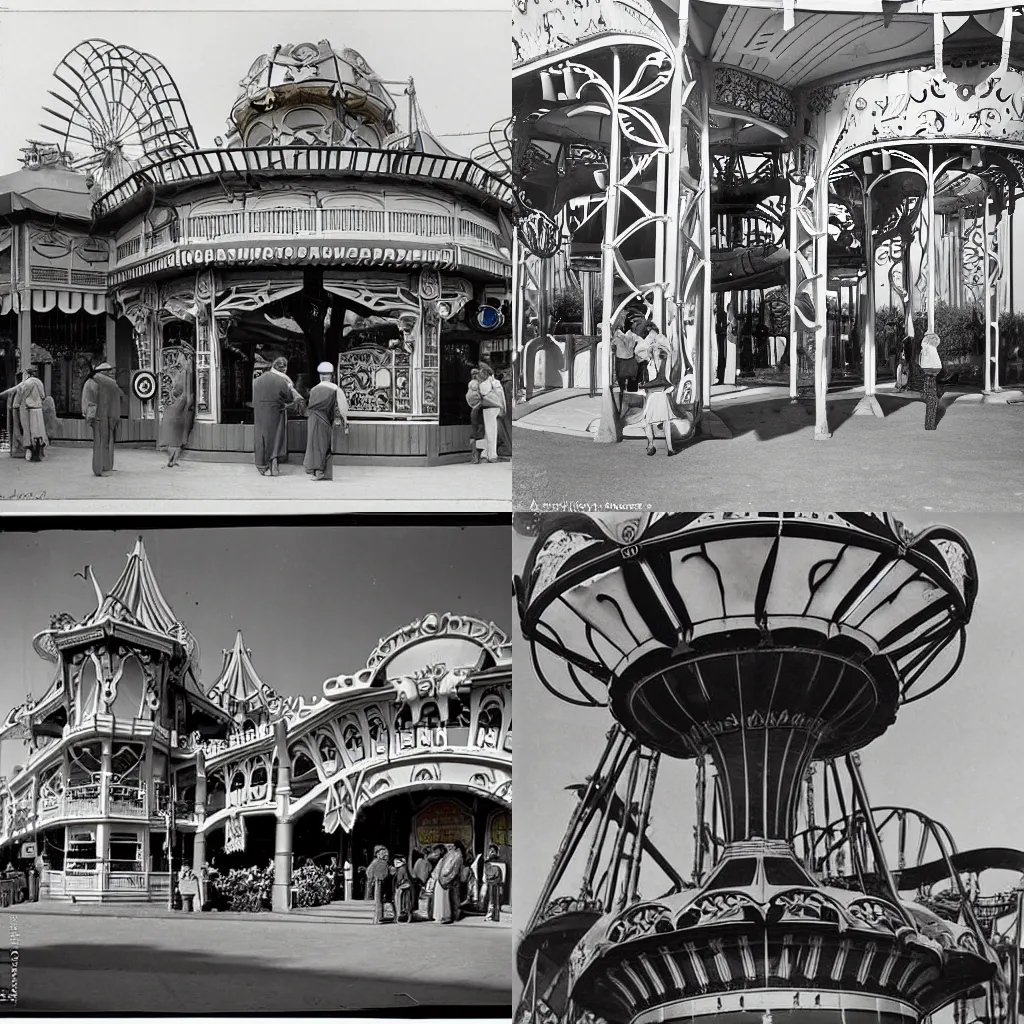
left=81, top=361, right=125, bottom=477
left=303, top=361, right=350, bottom=481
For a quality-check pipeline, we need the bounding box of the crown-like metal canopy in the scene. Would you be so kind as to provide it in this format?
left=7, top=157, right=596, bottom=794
left=517, top=512, right=989, bottom=1024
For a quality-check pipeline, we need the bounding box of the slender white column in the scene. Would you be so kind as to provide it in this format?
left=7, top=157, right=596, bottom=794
left=788, top=167, right=799, bottom=400
left=813, top=172, right=831, bottom=440
left=596, top=50, right=623, bottom=443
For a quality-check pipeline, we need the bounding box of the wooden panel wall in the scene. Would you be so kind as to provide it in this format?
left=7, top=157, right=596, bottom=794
left=52, top=417, right=472, bottom=464
left=55, top=418, right=157, bottom=443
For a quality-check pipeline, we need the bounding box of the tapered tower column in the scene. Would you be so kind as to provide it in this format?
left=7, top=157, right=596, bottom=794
left=272, top=719, right=293, bottom=912
left=192, top=749, right=207, bottom=873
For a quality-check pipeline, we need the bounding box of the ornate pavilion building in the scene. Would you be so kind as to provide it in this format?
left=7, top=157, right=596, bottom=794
left=0, top=540, right=512, bottom=907
left=0, top=38, right=512, bottom=463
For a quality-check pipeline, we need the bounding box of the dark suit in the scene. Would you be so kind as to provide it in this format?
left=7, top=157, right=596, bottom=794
left=81, top=372, right=125, bottom=477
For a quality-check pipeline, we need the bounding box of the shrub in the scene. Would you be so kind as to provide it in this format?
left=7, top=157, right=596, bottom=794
left=209, top=865, right=273, bottom=912
left=292, top=863, right=334, bottom=908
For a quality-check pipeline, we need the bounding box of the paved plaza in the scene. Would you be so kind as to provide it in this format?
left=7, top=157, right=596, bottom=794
left=514, top=388, right=1024, bottom=511
left=2, top=903, right=511, bottom=1012
left=0, top=444, right=510, bottom=510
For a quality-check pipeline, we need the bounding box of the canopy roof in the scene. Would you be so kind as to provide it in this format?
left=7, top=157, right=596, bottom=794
left=0, top=166, right=92, bottom=223
left=655, top=1, right=1024, bottom=91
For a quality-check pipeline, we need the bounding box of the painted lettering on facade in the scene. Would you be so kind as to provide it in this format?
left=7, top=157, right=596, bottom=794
left=414, top=799, right=473, bottom=849
left=108, top=240, right=458, bottom=286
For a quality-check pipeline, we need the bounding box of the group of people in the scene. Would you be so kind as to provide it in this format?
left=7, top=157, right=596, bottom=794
left=1, top=360, right=130, bottom=476
left=465, top=362, right=510, bottom=463
left=1, top=367, right=59, bottom=462
left=250, top=357, right=351, bottom=480
left=363, top=842, right=505, bottom=925
left=611, top=316, right=679, bottom=457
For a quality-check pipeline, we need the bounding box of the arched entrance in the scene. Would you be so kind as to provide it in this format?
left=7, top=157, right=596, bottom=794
left=350, top=789, right=510, bottom=903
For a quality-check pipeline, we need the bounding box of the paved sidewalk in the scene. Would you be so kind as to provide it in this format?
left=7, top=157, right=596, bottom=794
left=0, top=445, right=510, bottom=510
left=514, top=390, right=1024, bottom=511
left=2, top=905, right=511, bottom=1012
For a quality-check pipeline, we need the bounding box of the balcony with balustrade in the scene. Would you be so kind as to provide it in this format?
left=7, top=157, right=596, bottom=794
left=110, top=193, right=506, bottom=276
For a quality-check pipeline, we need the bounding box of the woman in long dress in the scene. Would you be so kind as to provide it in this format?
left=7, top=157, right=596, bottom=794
left=476, top=364, right=505, bottom=464
left=634, top=324, right=677, bottom=457
left=159, top=357, right=195, bottom=467
left=431, top=843, right=465, bottom=924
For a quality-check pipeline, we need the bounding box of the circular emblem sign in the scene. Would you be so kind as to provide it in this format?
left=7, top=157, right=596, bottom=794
left=475, top=304, right=505, bottom=331
left=132, top=370, right=157, bottom=401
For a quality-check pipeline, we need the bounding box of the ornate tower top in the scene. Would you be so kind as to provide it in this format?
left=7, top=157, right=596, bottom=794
left=227, top=40, right=397, bottom=149
left=31, top=536, right=198, bottom=665
left=206, top=631, right=282, bottom=726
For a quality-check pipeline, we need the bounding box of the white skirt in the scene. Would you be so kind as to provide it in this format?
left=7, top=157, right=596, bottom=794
left=642, top=388, right=672, bottom=424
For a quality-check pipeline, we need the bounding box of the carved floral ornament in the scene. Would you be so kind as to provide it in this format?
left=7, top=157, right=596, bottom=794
left=322, top=613, right=510, bottom=699
left=712, top=66, right=795, bottom=131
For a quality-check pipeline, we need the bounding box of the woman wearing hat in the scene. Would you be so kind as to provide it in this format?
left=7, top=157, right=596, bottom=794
left=303, top=361, right=350, bottom=481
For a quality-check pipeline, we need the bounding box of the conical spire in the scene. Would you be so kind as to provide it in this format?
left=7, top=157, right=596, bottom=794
left=82, top=537, right=198, bottom=661
left=206, top=631, right=280, bottom=721
left=100, top=537, right=179, bottom=633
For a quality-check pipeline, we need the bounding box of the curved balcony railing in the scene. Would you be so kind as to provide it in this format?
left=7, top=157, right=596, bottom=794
left=96, top=147, right=514, bottom=218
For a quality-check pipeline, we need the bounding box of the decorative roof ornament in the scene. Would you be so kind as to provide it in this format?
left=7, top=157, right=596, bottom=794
left=322, top=612, right=510, bottom=699
left=29, top=537, right=199, bottom=665
left=206, top=631, right=283, bottom=722
left=392, top=662, right=471, bottom=724
left=18, top=140, right=75, bottom=172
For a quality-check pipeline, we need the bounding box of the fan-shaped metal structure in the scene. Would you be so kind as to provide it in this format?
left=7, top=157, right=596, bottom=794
left=471, top=117, right=513, bottom=184
left=40, top=39, right=198, bottom=192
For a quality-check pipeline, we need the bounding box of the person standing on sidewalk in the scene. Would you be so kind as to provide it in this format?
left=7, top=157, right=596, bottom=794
left=476, top=363, right=505, bottom=464
left=81, top=361, right=125, bottom=477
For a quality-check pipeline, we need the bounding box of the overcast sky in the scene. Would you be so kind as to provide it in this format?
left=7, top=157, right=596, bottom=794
left=0, top=522, right=512, bottom=777
left=0, top=2, right=507, bottom=174
left=514, top=514, right=1024, bottom=944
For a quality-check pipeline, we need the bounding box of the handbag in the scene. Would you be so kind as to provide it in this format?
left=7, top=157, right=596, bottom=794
left=480, top=391, right=503, bottom=410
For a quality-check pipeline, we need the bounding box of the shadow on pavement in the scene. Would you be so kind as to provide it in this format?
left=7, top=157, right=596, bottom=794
left=700, top=396, right=862, bottom=444
left=13, top=941, right=512, bottom=1013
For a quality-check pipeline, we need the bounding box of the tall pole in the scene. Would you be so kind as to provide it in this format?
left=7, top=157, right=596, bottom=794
left=927, top=145, right=937, bottom=336
left=596, top=49, right=623, bottom=443
left=985, top=195, right=993, bottom=394
left=699, top=60, right=713, bottom=412
left=788, top=165, right=800, bottom=401
left=272, top=718, right=293, bottom=912
left=813, top=160, right=831, bottom=440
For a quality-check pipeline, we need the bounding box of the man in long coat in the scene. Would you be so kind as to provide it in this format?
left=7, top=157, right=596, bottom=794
left=303, top=361, right=349, bottom=480
left=253, top=356, right=299, bottom=476
left=81, top=361, right=125, bottom=477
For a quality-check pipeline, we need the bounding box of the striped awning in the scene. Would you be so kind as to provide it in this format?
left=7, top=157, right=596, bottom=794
left=30, top=290, right=110, bottom=315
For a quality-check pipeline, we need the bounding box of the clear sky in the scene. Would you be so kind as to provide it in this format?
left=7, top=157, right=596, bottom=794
left=0, top=522, right=512, bottom=777
left=0, top=2, right=508, bottom=175
left=514, top=514, right=1024, bottom=931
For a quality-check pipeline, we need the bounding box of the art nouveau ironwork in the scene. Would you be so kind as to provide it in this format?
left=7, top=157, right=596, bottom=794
left=515, top=512, right=1011, bottom=1024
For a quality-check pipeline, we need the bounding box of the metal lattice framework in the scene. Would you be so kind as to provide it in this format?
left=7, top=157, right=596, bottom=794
left=514, top=512, right=1012, bottom=1024
left=40, top=38, right=198, bottom=192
